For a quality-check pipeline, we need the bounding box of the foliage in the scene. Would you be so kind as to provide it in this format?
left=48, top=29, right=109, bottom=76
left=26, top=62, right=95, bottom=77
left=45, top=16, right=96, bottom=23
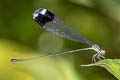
left=82, top=59, right=120, bottom=80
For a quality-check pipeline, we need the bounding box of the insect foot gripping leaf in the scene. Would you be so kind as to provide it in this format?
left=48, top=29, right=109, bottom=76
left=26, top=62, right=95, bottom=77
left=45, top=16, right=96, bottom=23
left=81, top=59, right=120, bottom=80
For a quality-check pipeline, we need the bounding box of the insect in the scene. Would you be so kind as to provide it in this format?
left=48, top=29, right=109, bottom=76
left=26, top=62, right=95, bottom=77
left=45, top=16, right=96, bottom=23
left=11, top=8, right=105, bottom=63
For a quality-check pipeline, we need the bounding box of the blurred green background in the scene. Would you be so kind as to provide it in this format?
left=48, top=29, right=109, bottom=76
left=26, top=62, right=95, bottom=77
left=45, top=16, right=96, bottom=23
left=0, top=0, right=120, bottom=80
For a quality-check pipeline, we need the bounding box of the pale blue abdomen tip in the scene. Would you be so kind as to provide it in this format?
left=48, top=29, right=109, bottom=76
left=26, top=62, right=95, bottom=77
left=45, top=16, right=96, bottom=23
left=11, top=59, right=18, bottom=63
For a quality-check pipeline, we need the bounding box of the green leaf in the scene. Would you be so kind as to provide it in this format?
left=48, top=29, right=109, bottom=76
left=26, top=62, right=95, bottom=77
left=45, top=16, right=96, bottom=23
left=81, top=59, right=120, bottom=80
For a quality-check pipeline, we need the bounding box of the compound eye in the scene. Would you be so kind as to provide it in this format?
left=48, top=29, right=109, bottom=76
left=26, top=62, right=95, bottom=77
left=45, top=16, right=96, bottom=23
left=101, top=50, right=105, bottom=55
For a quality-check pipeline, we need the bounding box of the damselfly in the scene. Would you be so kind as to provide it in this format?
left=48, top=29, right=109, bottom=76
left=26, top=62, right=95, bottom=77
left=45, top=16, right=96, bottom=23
left=11, top=8, right=105, bottom=63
